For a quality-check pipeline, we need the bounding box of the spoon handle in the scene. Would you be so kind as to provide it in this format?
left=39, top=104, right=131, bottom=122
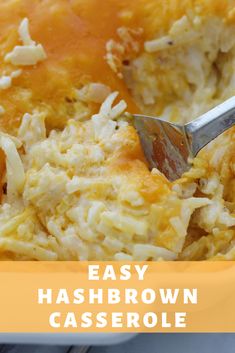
left=185, top=97, right=235, bottom=156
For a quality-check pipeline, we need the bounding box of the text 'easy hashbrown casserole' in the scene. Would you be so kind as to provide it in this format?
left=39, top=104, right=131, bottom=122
left=0, top=0, right=235, bottom=260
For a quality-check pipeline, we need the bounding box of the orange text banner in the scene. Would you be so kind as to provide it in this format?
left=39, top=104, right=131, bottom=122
left=0, top=262, right=234, bottom=332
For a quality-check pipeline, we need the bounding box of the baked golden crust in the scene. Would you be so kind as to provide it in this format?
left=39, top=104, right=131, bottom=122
left=0, top=0, right=232, bottom=132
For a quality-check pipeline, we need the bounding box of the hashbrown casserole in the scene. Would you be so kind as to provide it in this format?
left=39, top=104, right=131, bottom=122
left=0, top=0, right=235, bottom=260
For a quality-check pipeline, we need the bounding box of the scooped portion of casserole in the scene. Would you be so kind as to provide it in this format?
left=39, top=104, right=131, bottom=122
left=0, top=0, right=235, bottom=260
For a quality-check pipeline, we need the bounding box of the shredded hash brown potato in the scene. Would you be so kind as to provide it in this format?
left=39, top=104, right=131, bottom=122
left=0, top=0, right=235, bottom=260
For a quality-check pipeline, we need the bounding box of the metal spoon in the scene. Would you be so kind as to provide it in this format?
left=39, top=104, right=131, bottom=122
left=133, top=97, right=235, bottom=181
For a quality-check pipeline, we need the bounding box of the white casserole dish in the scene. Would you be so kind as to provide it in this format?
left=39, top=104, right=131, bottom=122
left=0, top=333, right=137, bottom=345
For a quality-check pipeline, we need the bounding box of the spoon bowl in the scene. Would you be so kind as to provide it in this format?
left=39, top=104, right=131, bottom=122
left=133, top=97, right=235, bottom=181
